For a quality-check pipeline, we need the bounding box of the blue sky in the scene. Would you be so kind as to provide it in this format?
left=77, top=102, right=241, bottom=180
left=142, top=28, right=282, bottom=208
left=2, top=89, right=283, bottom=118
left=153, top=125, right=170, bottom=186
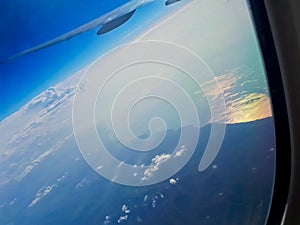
left=0, top=0, right=270, bottom=123
left=0, top=0, right=168, bottom=121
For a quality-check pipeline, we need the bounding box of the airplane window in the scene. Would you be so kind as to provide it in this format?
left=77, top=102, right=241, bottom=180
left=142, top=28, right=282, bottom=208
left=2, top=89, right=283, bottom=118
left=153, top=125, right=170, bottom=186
left=0, top=0, right=282, bottom=224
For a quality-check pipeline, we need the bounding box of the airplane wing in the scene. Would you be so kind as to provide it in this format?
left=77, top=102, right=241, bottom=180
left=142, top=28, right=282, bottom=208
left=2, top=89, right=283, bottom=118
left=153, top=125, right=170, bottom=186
left=3, top=0, right=154, bottom=62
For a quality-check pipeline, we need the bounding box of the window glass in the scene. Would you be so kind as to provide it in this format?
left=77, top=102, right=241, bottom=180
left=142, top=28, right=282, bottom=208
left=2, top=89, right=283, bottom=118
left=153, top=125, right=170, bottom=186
left=0, top=0, right=276, bottom=224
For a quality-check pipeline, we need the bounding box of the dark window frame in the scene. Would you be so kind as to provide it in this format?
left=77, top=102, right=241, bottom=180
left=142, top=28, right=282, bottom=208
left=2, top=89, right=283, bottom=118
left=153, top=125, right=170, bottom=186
left=248, top=0, right=292, bottom=224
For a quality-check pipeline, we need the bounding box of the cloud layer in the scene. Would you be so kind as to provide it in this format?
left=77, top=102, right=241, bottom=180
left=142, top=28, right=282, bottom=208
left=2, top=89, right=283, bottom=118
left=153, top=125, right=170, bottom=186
left=198, top=68, right=272, bottom=124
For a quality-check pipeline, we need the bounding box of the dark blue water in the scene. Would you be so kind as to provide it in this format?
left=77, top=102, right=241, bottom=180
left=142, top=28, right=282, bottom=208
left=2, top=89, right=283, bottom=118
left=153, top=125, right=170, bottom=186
left=0, top=118, right=275, bottom=225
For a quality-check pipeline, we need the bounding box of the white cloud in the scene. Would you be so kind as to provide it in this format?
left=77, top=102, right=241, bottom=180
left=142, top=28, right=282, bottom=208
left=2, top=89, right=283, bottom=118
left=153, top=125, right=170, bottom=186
left=0, top=66, right=83, bottom=189
left=57, top=174, right=66, bottom=182
left=169, top=178, right=177, bottom=185
left=117, top=215, right=128, bottom=224
left=21, top=165, right=35, bottom=178
left=22, top=86, right=76, bottom=114
left=141, top=153, right=171, bottom=181
left=152, top=154, right=171, bottom=165
left=96, top=165, right=103, bottom=170
left=121, top=204, right=130, bottom=214
left=28, top=184, right=57, bottom=207
left=152, top=199, right=157, bottom=208
left=136, top=216, right=142, bottom=223
left=117, top=162, right=125, bottom=168
left=199, top=69, right=272, bottom=124
left=174, top=145, right=187, bottom=158
left=144, top=195, right=148, bottom=202
left=75, top=178, right=90, bottom=189
left=17, top=139, right=71, bottom=182
left=32, top=148, right=56, bottom=164
left=104, top=215, right=111, bottom=224
left=10, top=198, right=17, bottom=206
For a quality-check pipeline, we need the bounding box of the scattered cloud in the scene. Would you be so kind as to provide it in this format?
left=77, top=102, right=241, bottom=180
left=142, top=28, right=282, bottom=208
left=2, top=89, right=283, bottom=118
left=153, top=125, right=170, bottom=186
left=16, top=138, right=71, bottom=182
left=117, top=162, right=125, bottom=168
left=174, top=145, right=187, bottom=158
left=57, top=173, right=67, bottom=182
left=136, top=216, right=142, bottom=223
left=152, top=199, right=157, bottom=208
left=121, top=204, right=130, bottom=214
left=117, top=215, right=128, bottom=224
left=169, top=178, right=177, bottom=185
left=28, top=184, right=57, bottom=207
left=144, top=195, right=148, bottom=202
left=10, top=198, right=17, bottom=206
left=225, top=93, right=271, bottom=124
left=212, top=164, right=218, bottom=169
left=198, top=69, right=272, bottom=124
left=32, top=147, right=56, bottom=165
left=141, top=153, right=171, bottom=181
left=22, top=86, right=76, bottom=115
left=21, top=165, right=35, bottom=179
left=75, top=178, right=90, bottom=189
left=96, top=165, right=104, bottom=170
left=104, top=215, right=111, bottom=224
